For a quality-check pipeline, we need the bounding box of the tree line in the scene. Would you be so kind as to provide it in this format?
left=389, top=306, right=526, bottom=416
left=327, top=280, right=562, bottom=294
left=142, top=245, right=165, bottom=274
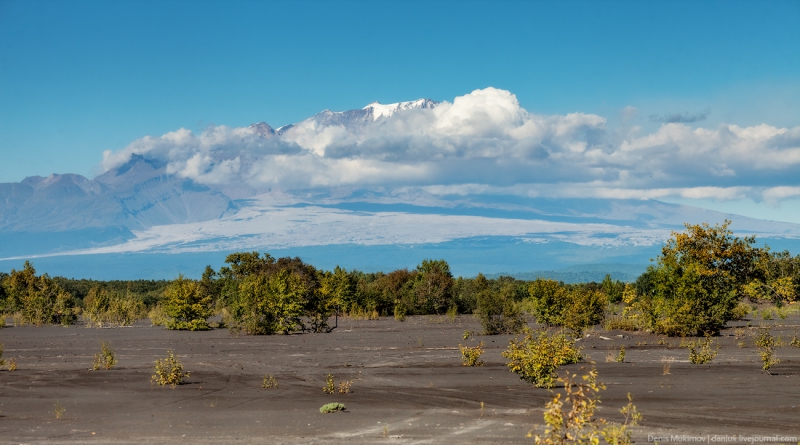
left=1, top=221, right=798, bottom=336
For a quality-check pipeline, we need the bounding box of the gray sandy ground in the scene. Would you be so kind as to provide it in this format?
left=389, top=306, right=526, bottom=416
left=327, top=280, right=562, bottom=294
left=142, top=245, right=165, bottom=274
left=1, top=315, right=799, bottom=444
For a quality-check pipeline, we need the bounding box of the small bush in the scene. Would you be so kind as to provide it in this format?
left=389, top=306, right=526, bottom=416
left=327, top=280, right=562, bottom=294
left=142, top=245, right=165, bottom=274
left=531, top=367, right=642, bottom=445
left=0, top=344, right=4, bottom=367
left=152, top=351, right=190, bottom=387
left=476, top=289, right=524, bottom=335
left=731, top=302, right=753, bottom=320
left=393, top=304, right=407, bottom=321
left=459, top=342, right=485, bottom=367
left=54, top=401, right=66, bottom=420
left=319, top=402, right=346, bottom=413
left=755, top=328, right=780, bottom=373
left=92, top=341, right=117, bottom=370
left=7, top=357, right=16, bottom=371
left=502, top=328, right=582, bottom=388
left=791, top=332, right=800, bottom=348
left=687, top=336, right=718, bottom=364
left=615, top=345, right=626, bottom=363
left=337, top=380, right=352, bottom=394
left=323, top=374, right=335, bottom=394
left=262, top=374, right=278, bottom=389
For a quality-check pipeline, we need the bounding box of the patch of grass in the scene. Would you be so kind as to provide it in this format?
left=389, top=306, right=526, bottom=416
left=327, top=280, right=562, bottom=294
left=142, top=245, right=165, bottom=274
left=731, top=302, right=753, bottom=321
left=462, top=330, right=474, bottom=340
left=687, top=336, right=718, bottom=364
left=661, top=356, right=674, bottom=375
left=92, top=341, right=117, bottom=371
left=147, top=304, right=168, bottom=327
left=459, top=342, right=485, bottom=367
left=604, top=314, right=643, bottom=332
left=446, top=305, right=458, bottom=322
left=502, top=328, right=582, bottom=388
left=755, top=328, right=780, bottom=374
left=262, top=374, right=278, bottom=389
left=319, top=402, right=346, bottom=413
left=737, top=341, right=747, bottom=348
left=791, top=332, right=800, bottom=348
left=151, top=351, right=190, bottom=387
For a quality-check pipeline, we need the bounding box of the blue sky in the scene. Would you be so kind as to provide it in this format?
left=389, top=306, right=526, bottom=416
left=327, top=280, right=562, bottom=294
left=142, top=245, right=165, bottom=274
left=1, top=0, right=799, bottom=221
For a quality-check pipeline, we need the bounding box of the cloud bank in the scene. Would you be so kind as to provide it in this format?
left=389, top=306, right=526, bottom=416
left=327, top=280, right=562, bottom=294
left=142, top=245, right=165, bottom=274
left=101, top=87, right=800, bottom=203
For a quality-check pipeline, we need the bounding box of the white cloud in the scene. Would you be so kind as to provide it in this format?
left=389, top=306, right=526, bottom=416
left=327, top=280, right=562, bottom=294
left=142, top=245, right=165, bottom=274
left=99, top=87, right=800, bottom=205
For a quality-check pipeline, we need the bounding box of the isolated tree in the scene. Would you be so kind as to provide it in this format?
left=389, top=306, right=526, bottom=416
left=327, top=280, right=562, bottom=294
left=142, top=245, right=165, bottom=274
left=163, top=275, right=213, bottom=331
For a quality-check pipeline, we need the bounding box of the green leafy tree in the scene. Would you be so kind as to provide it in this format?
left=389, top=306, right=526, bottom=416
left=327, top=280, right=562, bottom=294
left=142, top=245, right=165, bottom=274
left=635, top=221, right=763, bottom=336
left=230, top=269, right=309, bottom=334
left=528, top=279, right=569, bottom=327
left=476, top=279, right=525, bottom=335
left=162, top=275, right=213, bottom=331
left=412, top=259, right=454, bottom=314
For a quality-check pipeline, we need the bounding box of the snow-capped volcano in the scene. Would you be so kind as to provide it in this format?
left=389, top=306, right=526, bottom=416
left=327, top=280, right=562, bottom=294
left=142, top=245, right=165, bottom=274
left=274, top=98, right=438, bottom=136
left=362, top=98, right=438, bottom=121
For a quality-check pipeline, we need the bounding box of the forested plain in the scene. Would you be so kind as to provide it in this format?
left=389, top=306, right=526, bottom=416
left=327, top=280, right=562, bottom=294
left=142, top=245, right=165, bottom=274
left=2, top=221, right=799, bottom=338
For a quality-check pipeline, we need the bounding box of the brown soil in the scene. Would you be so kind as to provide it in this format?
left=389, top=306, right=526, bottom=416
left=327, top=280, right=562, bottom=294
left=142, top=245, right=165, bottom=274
left=1, top=315, right=799, bottom=444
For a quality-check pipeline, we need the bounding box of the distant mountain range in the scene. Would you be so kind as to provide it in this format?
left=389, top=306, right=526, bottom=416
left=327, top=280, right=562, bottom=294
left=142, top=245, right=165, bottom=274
left=2, top=98, right=799, bottom=279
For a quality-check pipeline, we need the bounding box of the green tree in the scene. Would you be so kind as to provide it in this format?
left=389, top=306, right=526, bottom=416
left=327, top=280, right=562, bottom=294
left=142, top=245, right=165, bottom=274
left=413, top=259, right=454, bottom=314
left=636, top=221, right=763, bottom=336
left=231, top=269, right=308, bottom=334
left=163, top=275, right=213, bottom=331
left=528, top=279, right=568, bottom=326
left=3, top=261, right=76, bottom=326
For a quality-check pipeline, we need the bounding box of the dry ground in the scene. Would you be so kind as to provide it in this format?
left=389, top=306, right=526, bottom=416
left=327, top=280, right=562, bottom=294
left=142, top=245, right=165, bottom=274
left=1, top=315, right=799, bottom=444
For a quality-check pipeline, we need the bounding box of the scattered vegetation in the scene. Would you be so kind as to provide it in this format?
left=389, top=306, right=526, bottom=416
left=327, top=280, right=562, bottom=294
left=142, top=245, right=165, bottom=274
left=319, top=402, right=346, bottom=413
left=83, top=287, right=144, bottom=327
left=459, top=342, right=485, bottom=367
left=502, top=328, right=582, bottom=388
left=152, top=351, right=190, bottom=387
left=322, top=374, right=352, bottom=394
left=755, top=328, right=780, bottom=373
left=687, top=336, right=719, bottom=364
left=92, top=340, right=117, bottom=370
left=530, top=366, right=641, bottom=445
left=7, top=357, right=16, bottom=371
left=1, top=261, right=77, bottom=326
